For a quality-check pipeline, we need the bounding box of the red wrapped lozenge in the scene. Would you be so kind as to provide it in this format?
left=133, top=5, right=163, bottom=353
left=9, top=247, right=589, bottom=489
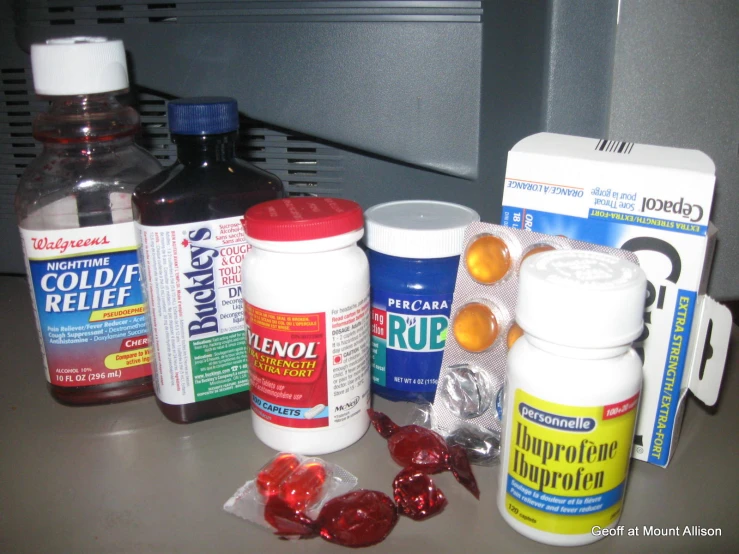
left=392, top=467, right=448, bottom=521
left=388, top=425, right=449, bottom=474
left=279, top=459, right=328, bottom=511
left=264, top=497, right=315, bottom=539
left=265, top=490, right=399, bottom=548
left=367, top=409, right=401, bottom=438
left=318, top=490, right=399, bottom=547
left=447, top=444, right=480, bottom=500
left=369, top=408, right=480, bottom=499
left=256, top=453, right=301, bottom=498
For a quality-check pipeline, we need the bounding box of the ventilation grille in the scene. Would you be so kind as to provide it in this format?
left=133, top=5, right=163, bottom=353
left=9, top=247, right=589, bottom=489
left=0, top=65, right=340, bottom=202
left=0, top=67, right=44, bottom=217
left=244, top=128, right=343, bottom=197
left=18, top=1, right=482, bottom=25
left=136, top=92, right=177, bottom=163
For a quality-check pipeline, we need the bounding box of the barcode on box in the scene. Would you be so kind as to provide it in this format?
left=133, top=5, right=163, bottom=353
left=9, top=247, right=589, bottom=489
left=595, top=139, right=634, bottom=154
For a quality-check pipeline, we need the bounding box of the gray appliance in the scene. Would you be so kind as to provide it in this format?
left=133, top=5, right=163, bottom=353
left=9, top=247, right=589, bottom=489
left=1, top=0, right=737, bottom=298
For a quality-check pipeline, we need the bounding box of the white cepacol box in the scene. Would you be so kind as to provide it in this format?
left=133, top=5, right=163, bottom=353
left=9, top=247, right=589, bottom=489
left=500, top=132, right=732, bottom=467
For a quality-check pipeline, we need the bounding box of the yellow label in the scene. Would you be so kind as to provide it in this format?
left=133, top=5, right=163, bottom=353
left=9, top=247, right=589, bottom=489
left=89, top=303, right=145, bottom=322
left=504, top=389, right=639, bottom=535
left=104, top=347, right=151, bottom=370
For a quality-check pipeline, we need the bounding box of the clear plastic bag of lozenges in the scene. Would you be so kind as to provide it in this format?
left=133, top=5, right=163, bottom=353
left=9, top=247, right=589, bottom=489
left=223, top=452, right=359, bottom=531
left=432, top=222, right=640, bottom=440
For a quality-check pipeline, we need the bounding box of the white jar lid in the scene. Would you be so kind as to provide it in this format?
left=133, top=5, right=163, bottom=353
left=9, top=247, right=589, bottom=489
left=517, top=250, right=647, bottom=348
left=364, top=200, right=479, bottom=259
left=31, top=37, right=129, bottom=96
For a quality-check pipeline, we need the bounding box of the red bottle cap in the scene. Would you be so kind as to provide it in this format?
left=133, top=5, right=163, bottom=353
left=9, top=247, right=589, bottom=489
left=243, top=197, right=364, bottom=242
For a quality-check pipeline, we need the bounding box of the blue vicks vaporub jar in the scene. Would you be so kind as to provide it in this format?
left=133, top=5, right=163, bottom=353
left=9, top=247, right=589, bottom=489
left=365, top=200, right=480, bottom=402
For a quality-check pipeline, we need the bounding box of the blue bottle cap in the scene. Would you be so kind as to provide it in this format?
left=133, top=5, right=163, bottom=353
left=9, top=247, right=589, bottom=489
left=168, top=97, right=239, bottom=135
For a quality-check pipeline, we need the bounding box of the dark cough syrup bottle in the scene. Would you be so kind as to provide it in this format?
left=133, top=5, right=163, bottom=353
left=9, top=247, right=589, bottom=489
left=133, top=97, right=286, bottom=423
left=16, top=37, right=162, bottom=405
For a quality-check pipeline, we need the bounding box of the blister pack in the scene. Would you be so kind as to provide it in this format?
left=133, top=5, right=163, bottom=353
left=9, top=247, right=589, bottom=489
left=432, top=222, right=640, bottom=442
left=223, top=453, right=358, bottom=529
left=404, top=400, right=502, bottom=466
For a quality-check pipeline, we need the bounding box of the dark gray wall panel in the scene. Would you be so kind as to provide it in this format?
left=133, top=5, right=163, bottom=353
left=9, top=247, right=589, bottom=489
left=609, top=0, right=739, bottom=299
left=16, top=9, right=483, bottom=179
left=543, top=0, right=618, bottom=137
left=4, top=0, right=737, bottom=299
left=0, top=3, right=34, bottom=275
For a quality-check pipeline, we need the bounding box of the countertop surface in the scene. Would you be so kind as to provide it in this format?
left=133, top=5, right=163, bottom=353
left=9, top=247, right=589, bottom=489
left=1, top=274, right=737, bottom=553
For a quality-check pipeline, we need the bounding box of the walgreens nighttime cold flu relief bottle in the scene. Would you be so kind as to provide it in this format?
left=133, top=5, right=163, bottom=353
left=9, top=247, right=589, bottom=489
left=133, top=97, right=286, bottom=423
left=16, top=38, right=162, bottom=405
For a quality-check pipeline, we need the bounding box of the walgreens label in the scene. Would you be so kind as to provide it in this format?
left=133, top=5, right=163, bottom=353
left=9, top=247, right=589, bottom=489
left=20, top=222, right=151, bottom=386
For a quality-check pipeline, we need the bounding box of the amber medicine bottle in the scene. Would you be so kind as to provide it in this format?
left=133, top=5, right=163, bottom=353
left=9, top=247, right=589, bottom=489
left=133, top=97, right=285, bottom=423
left=498, top=250, right=646, bottom=546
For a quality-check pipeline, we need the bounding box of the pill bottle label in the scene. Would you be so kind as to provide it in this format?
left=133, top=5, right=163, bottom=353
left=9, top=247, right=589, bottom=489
left=137, top=217, right=249, bottom=405
left=371, top=290, right=452, bottom=393
left=503, top=388, right=639, bottom=535
left=20, top=222, right=151, bottom=386
left=246, top=296, right=370, bottom=429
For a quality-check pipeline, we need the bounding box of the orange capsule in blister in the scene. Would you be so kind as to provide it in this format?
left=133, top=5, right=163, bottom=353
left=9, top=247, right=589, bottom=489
left=522, top=243, right=555, bottom=263
left=507, top=322, right=524, bottom=350
left=452, top=302, right=499, bottom=352
left=465, top=235, right=511, bottom=284
left=256, top=452, right=301, bottom=498
left=279, top=460, right=328, bottom=511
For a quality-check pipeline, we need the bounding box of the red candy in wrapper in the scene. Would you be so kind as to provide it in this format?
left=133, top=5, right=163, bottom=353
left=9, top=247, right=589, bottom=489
left=279, top=460, right=328, bottom=511
left=388, top=425, right=449, bottom=474
left=319, top=490, right=399, bottom=547
left=368, top=409, right=402, bottom=438
left=227, top=432, right=471, bottom=549
left=256, top=453, right=301, bottom=498
left=369, top=408, right=480, bottom=499
left=227, top=454, right=393, bottom=548
left=265, top=490, right=399, bottom=548
left=447, top=444, right=480, bottom=499
left=263, top=497, right=316, bottom=538
left=392, top=467, right=448, bottom=520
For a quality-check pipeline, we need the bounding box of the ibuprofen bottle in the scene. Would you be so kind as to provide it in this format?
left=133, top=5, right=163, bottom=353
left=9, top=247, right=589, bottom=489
left=16, top=37, right=162, bottom=405
left=364, top=200, right=479, bottom=402
left=498, top=250, right=646, bottom=546
left=242, top=198, right=370, bottom=455
left=133, top=97, right=285, bottom=423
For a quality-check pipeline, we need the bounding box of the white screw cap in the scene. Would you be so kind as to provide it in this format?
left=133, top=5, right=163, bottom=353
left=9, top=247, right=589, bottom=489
left=31, top=37, right=129, bottom=96
left=516, top=249, right=647, bottom=348
left=364, top=200, right=480, bottom=259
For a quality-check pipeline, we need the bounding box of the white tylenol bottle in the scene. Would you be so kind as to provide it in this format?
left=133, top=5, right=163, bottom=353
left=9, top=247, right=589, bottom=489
left=242, top=198, right=371, bottom=455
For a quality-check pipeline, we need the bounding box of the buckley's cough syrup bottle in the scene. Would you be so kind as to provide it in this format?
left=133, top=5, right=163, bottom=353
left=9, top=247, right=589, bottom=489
left=16, top=37, right=162, bottom=405
left=133, top=97, right=285, bottom=423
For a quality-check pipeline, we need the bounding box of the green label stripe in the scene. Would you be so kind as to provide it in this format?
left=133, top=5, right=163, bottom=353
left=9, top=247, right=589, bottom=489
left=190, top=330, right=249, bottom=402
left=371, top=336, right=387, bottom=386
